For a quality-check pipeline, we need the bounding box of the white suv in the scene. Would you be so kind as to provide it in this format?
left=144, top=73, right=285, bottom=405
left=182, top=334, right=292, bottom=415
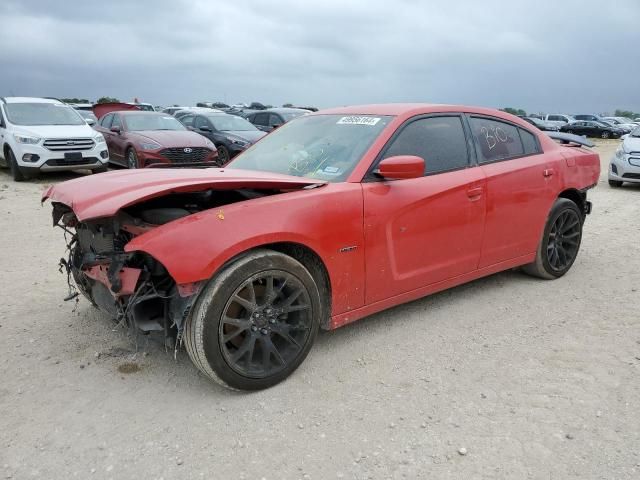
left=0, top=97, right=109, bottom=181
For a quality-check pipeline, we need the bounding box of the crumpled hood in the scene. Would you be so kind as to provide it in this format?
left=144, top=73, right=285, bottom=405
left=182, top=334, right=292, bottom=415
left=42, top=168, right=325, bottom=221
left=132, top=130, right=210, bottom=147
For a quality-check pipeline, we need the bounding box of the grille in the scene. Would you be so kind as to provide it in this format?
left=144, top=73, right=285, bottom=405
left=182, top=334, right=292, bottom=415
left=77, top=226, right=114, bottom=254
left=44, top=138, right=95, bottom=151
left=622, top=173, right=640, bottom=179
left=159, top=147, right=212, bottom=163
left=45, top=157, right=99, bottom=167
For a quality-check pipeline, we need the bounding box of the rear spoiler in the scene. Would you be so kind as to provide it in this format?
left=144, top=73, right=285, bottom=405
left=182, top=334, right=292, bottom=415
left=546, top=132, right=595, bottom=148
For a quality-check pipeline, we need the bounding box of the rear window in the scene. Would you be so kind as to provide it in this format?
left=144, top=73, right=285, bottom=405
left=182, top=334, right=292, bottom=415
left=519, top=128, right=540, bottom=155
left=470, top=117, right=524, bottom=163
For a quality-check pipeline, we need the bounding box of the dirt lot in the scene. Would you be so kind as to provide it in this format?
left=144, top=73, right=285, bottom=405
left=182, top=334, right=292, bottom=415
left=0, top=141, right=638, bottom=479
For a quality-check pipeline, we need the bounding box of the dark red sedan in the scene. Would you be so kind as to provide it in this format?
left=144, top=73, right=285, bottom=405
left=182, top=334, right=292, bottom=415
left=94, top=109, right=219, bottom=168
left=44, top=104, right=600, bottom=391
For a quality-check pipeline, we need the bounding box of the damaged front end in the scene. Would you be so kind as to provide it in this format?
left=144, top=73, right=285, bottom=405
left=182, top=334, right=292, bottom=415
left=53, top=201, right=200, bottom=350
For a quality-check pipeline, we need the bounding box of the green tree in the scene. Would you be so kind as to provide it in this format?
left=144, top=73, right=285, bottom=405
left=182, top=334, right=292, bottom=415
left=96, top=96, right=120, bottom=104
left=613, top=109, right=638, bottom=119
left=500, top=107, right=527, bottom=117
left=282, top=103, right=294, bottom=108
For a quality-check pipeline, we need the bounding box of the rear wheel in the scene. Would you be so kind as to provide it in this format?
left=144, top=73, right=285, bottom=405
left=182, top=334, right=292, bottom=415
left=523, top=198, right=583, bottom=279
left=608, top=179, right=623, bottom=188
left=184, top=249, right=321, bottom=390
left=565, top=129, right=574, bottom=134
left=126, top=148, right=139, bottom=169
left=601, top=131, right=610, bottom=139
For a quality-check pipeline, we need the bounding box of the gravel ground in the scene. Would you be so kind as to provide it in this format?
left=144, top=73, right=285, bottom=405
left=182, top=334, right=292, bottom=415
left=0, top=141, right=638, bottom=479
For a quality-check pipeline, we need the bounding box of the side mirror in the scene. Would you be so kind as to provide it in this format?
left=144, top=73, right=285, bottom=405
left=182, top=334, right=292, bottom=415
left=110, top=125, right=121, bottom=134
left=272, top=123, right=282, bottom=129
left=86, top=119, right=96, bottom=126
left=199, top=125, right=212, bottom=132
left=375, top=155, right=424, bottom=180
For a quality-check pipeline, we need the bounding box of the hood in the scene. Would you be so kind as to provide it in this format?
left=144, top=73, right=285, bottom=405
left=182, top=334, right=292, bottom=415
left=93, top=102, right=141, bottom=119
left=623, top=135, right=640, bottom=152
left=223, top=130, right=267, bottom=143
left=132, top=130, right=211, bottom=148
left=42, top=168, right=325, bottom=221
left=12, top=124, right=97, bottom=138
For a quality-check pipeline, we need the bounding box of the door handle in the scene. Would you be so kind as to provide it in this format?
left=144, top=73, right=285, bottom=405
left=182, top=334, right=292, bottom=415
left=466, top=186, right=483, bottom=200
left=543, top=168, right=554, bottom=177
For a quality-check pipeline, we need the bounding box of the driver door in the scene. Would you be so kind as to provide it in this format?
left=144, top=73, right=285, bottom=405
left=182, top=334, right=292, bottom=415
left=362, top=115, right=486, bottom=304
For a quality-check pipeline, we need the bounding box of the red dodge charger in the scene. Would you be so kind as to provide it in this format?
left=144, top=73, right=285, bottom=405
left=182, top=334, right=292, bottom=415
left=44, top=104, right=600, bottom=390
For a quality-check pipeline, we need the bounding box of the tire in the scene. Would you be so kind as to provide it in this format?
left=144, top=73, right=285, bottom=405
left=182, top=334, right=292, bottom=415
left=126, top=148, right=139, bottom=169
left=7, top=148, right=27, bottom=182
left=608, top=179, right=623, bottom=188
left=217, top=145, right=230, bottom=166
left=184, top=249, right=321, bottom=390
left=601, top=131, right=610, bottom=139
left=92, top=166, right=108, bottom=174
left=523, top=198, right=583, bottom=280
left=565, top=130, right=574, bottom=135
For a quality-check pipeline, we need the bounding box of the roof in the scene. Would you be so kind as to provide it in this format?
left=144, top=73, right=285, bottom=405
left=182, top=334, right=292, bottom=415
left=3, top=96, right=62, bottom=104
left=314, top=103, right=516, bottom=118
left=264, top=108, right=310, bottom=113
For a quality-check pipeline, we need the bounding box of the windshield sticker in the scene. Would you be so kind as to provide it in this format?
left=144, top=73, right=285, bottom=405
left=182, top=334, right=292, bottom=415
left=337, top=116, right=381, bottom=126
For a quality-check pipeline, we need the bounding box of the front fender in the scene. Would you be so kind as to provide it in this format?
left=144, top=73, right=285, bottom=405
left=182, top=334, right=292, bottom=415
left=125, top=183, right=365, bottom=315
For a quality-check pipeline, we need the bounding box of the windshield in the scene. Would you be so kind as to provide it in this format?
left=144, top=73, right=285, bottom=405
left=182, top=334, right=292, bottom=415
left=76, top=110, right=97, bottom=121
left=125, top=114, right=186, bottom=131
left=4, top=102, right=85, bottom=126
left=631, top=126, right=640, bottom=137
left=228, top=114, right=392, bottom=182
left=208, top=115, right=258, bottom=132
left=134, top=104, right=155, bottom=112
left=281, top=111, right=306, bottom=121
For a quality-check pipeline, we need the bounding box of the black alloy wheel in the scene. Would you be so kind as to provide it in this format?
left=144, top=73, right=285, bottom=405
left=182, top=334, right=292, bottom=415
left=545, top=209, right=581, bottom=272
left=219, top=270, right=313, bottom=379
left=601, top=131, right=610, bottom=139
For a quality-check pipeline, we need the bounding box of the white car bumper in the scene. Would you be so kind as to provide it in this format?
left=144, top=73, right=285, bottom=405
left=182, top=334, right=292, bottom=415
left=13, top=138, right=109, bottom=172
left=609, top=152, right=640, bottom=183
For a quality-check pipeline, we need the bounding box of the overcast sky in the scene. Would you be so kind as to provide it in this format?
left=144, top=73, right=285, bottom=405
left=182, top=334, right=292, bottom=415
left=1, top=0, right=638, bottom=114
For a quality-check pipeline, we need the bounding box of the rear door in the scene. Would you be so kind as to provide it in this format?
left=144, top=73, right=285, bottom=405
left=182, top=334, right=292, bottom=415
left=468, top=115, right=559, bottom=267
left=362, top=114, right=486, bottom=303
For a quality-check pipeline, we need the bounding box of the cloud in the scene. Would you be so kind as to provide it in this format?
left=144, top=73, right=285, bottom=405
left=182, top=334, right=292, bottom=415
left=1, top=0, right=638, bottom=113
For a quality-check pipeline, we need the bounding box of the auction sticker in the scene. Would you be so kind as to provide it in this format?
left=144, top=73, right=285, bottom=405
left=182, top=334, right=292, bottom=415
left=337, top=116, right=381, bottom=126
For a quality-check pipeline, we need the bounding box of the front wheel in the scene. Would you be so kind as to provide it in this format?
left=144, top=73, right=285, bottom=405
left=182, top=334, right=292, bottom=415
left=216, top=145, right=230, bottom=165
left=126, top=148, right=139, bottom=169
left=7, top=148, right=27, bottom=181
left=601, top=131, right=610, bottom=139
left=608, top=179, right=623, bottom=188
left=184, top=249, right=321, bottom=390
left=523, top=198, right=583, bottom=279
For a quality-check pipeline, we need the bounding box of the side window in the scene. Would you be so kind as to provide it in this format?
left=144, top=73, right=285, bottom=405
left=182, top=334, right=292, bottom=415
left=519, top=128, right=540, bottom=155
left=253, top=113, right=269, bottom=126
left=382, top=116, right=469, bottom=175
left=470, top=117, right=524, bottom=163
left=181, top=115, right=195, bottom=127
left=269, top=113, right=283, bottom=126
left=111, top=114, right=122, bottom=130
left=101, top=113, right=113, bottom=128
left=194, top=116, right=209, bottom=129
left=0, top=106, right=4, bottom=127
